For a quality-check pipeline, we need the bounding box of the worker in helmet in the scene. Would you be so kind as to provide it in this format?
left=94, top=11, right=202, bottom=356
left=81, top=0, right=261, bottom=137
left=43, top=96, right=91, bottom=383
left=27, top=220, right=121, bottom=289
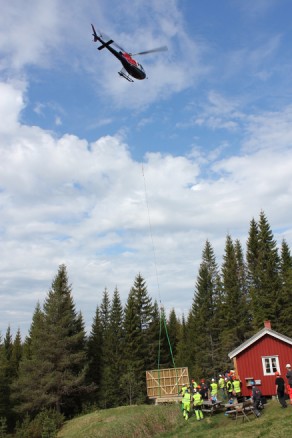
left=275, top=371, right=287, bottom=408
left=226, top=376, right=234, bottom=401
left=191, top=378, right=198, bottom=392
left=218, top=374, right=226, bottom=400
left=285, top=364, right=292, bottom=405
left=200, top=379, right=209, bottom=400
left=182, top=389, right=192, bottom=420
left=193, top=387, right=204, bottom=421
left=233, top=376, right=242, bottom=402
left=210, top=378, right=218, bottom=402
left=250, top=381, right=262, bottom=417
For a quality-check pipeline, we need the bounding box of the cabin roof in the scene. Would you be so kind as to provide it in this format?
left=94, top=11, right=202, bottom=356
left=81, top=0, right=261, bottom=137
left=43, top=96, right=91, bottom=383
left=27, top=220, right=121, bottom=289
left=228, top=327, right=292, bottom=359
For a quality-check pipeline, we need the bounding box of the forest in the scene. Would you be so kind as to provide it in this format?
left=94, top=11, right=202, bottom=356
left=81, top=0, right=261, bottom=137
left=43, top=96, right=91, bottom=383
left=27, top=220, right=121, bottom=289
left=0, top=211, right=292, bottom=437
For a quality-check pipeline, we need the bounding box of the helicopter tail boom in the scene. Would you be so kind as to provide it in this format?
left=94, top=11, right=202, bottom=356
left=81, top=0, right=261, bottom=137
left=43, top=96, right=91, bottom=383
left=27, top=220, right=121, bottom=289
left=97, top=39, right=114, bottom=50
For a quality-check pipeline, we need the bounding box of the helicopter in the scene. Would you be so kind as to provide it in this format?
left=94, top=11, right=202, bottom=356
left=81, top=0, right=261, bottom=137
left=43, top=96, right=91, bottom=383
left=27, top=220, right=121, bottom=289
left=91, top=24, right=167, bottom=82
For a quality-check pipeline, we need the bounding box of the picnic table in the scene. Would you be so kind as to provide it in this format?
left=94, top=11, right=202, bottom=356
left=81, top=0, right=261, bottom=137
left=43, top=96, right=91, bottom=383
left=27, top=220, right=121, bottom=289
left=201, top=400, right=223, bottom=415
left=224, top=400, right=258, bottom=422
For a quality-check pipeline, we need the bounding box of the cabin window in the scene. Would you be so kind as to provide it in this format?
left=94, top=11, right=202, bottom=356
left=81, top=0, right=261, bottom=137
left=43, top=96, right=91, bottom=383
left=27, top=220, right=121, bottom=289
left=261, top=356, right=279, bottom=375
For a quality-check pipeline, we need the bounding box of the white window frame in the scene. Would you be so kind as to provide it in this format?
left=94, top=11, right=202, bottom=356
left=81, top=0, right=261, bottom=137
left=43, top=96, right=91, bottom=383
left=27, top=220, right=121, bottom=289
left=261, top=356, right=280, bottom=376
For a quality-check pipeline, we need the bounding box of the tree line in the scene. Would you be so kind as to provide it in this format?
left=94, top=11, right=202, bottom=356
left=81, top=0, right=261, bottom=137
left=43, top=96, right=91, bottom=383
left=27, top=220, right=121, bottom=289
left=0, top=211, right=292, bottom=436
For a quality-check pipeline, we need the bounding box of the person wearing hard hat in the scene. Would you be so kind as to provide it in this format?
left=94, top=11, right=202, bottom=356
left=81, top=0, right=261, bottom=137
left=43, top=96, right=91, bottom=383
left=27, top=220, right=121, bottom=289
left=250, top=381, right=262, bottom=417
left=218, top=374, right=226, bottom=400
left=285, top=364, right=292, bottom=405
left=210, top=378, right=218, bottom=402
left=193, top=387, right=204, bottom=421
left=275, top=371, right=287, bottom=408
left=182, top=389, right=192, bottom=420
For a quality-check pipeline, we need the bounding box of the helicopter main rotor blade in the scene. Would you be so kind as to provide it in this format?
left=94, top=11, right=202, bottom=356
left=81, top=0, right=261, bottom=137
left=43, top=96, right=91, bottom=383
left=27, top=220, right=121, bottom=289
left=132, top=46, right=168, bottom=56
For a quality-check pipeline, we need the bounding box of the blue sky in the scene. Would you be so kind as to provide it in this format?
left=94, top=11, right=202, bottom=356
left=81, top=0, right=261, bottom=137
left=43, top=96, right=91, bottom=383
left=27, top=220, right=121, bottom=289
left=1, top=0, right=292, bottom=337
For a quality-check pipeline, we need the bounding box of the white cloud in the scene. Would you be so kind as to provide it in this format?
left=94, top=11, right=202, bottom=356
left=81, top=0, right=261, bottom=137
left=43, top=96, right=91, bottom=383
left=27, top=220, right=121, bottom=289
left=1, top=82, right=292, bottom=336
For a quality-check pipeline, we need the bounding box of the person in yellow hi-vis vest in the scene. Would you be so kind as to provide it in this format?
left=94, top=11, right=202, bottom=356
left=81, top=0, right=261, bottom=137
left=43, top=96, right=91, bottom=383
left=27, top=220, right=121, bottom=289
left=182, top=389, right=192, bottom=420
left=233, top=376, right=242, bottom=401
left=193, top=388, right=204, bottom=421
left=210, top=378, right=218, bottom=401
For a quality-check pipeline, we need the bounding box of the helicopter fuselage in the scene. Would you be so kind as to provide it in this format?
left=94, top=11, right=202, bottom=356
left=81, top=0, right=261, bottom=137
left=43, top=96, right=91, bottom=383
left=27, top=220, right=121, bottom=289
left=96, top=34, right=146, bottom=80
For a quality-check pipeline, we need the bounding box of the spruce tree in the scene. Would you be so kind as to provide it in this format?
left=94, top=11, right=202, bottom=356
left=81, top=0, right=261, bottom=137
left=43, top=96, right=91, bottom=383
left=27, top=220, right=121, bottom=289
left=278, top=239, right=292, bottom=336
left=175, top=314, right=190, bottom=370
left=248, top=212, right=281, bottom=329
left=0, top=337, right=10, bottom=427
left=86, top=306, right=103, bottom=403
left=167, top=308, right=180, bottom=360
left=98, top=288, right=112, bottom=408
left=189, top=240, right=222, bottom=377
left=14, top=265, right=88, bottom=416
left=122, top=274, right=154, bottom=404
left=11, top=329, right=22, bottom=378
left=122, top=288, right=145, bottom=404
left=106, top=287, right=125, bottom=407
left=219, top=235, right=249, bottom=369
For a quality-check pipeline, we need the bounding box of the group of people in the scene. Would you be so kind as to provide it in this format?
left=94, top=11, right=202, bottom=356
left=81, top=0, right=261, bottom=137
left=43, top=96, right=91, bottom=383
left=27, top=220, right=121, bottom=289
left=180, top=363, right=292, bottom=421
left=180, top=371, right=239, bottom=421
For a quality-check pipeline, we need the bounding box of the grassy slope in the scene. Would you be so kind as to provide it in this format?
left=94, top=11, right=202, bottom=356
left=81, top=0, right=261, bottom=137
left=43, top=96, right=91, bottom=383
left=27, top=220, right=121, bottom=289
left=58, top=400, right=292, bottom=438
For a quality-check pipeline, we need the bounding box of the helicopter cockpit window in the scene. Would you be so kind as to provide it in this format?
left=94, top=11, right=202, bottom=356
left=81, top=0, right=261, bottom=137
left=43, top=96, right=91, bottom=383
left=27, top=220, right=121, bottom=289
left=138, top=63, right=144, bottom=72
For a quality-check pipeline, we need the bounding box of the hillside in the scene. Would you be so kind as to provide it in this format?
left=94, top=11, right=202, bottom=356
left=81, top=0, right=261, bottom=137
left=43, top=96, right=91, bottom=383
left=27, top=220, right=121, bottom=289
left=57, top=400, right=292, bottom=438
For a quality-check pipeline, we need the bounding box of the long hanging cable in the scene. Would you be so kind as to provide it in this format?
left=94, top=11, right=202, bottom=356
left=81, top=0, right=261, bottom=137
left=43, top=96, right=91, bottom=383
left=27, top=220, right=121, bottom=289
left=142, top=164, right=179, bottom=395
left=141, top=163, right=161, bottom=304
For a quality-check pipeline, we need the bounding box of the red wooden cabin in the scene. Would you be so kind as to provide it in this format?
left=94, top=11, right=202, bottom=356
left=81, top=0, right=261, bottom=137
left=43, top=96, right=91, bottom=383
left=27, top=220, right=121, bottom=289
left=228, top=321, right=292, bottom=397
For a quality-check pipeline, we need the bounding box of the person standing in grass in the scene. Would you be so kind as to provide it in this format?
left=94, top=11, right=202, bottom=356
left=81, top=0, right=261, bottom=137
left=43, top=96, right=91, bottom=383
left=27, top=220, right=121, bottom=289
left=193, top=388, right=204, bottom=421
left=285, top=364, right=292, bottom=405
left=275, top=371, right=287, bottom=408
left=182, top=389, right=192, bottom=420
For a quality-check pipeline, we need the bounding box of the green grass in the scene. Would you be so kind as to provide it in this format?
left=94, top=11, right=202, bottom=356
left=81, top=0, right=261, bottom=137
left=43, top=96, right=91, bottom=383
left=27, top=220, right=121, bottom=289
left=57, top=400, right=292, bottom=438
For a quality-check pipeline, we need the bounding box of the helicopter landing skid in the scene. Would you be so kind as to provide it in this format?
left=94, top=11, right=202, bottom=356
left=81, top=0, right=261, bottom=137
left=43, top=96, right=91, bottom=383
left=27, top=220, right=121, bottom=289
left=118, top=69, right=134, bottom=82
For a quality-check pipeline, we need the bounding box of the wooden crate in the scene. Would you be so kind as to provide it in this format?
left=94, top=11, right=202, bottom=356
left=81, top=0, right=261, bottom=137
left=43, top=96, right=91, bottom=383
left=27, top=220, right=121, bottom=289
left=146, top=367, right=189, bottom=400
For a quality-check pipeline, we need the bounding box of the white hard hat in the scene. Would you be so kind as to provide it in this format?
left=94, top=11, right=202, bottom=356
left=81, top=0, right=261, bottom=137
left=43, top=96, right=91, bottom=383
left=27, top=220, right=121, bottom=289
left=286, top=363, right=291, bottom=368
left=211, top=378, right=215, bottom=382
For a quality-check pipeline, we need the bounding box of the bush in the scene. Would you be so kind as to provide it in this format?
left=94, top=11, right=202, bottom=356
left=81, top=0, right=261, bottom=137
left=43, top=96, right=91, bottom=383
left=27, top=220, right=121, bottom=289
left=15, top=410, right=64, bottom=438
